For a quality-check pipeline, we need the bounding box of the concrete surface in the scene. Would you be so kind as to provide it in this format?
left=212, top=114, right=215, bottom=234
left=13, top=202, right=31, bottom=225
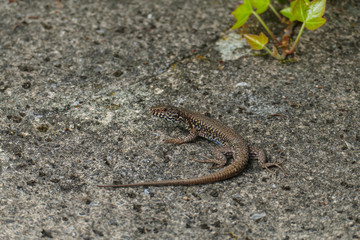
left=0, top=0, right=359, bottom=239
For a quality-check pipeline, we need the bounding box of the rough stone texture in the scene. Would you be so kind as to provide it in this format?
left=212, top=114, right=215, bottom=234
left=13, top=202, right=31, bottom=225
left=0, top=0, right=359, bottom=239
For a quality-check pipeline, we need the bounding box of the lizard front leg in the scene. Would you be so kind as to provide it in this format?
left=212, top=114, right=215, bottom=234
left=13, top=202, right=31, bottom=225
left=165, top=128, right=198, bottom=144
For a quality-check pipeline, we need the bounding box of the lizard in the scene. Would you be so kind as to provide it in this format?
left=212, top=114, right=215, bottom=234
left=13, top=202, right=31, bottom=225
left=98, top=105, right=286, bottom=187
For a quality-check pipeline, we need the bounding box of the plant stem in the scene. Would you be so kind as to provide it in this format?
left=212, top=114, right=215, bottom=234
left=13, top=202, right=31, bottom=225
left=263, top=45, right=277, bottom=59
left=288, top=22, right=306, bottom=54
left=252, top=11, right=281, bottom=45
left=268, top=3, right=283, bottom=22
left=263, top=45, right=273, bottom=55
left=263, top=45, right=283, bottom=60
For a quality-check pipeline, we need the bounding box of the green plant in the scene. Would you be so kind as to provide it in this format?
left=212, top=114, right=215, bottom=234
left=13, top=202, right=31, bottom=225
left=232, top=0, right=327, bottom=60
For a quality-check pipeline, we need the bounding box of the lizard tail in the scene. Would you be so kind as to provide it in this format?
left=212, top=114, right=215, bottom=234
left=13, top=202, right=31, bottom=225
left=98, top=157, right=248, bottom=188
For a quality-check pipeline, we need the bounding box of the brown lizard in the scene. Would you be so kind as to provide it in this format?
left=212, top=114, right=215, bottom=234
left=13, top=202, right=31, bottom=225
left=98, top=105, right=286, bottom=187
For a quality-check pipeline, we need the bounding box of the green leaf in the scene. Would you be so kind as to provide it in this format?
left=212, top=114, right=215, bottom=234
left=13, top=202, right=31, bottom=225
left=292, top=0, right=327, bottom=30
left=307, top=0, right=326, bottom=19
left=231, top=0, right=253, bottom=29
left=244, top=32, right=268, bottom=50
left=280, top=7, right=296, bottom=21
left=281, top=1, right=297, bottom=21
left=305, top=17, right=326, bottom=30
left=251, top=0, right=270, bottom=14
left=305, top=0, right=326, bottom=30
left=292, top=0, right=308, bottom=22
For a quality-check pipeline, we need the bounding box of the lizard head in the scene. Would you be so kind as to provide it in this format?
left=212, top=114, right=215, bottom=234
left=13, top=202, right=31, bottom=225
left=150, top=105, right=184, bottom=123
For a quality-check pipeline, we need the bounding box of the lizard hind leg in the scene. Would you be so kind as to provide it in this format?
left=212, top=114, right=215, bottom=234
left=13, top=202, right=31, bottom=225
left=190, top=146, right=231, bottom=169
left=249, top=146, right=288, bottom=176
